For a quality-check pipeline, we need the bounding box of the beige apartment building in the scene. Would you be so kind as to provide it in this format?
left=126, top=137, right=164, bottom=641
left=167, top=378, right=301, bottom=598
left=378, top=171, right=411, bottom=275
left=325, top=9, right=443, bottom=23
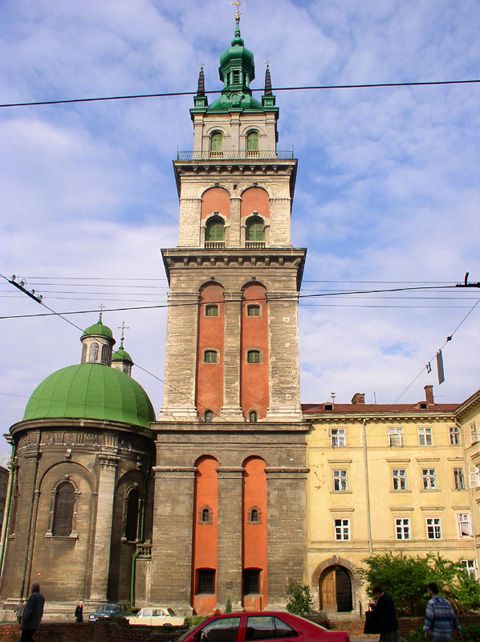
left=303, top=385, right=480, bottom=615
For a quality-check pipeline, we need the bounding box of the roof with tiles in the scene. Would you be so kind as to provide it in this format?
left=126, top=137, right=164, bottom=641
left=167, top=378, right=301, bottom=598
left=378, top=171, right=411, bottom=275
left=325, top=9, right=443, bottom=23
left=302, top=402, right=458, bottom=415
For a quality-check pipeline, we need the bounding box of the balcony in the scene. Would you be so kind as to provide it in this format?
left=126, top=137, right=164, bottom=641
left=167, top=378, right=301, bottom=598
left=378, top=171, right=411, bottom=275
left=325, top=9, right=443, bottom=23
left=205, top=241, right=225, bottom=249
left=245, top=241, right=265, bottom=249
left=176, top=150, right=295, bottom=161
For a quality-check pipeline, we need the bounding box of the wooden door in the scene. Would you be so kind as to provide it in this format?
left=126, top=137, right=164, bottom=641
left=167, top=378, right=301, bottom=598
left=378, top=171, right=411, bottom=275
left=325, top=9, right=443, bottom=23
left=320, top=568, right=336, bottom=611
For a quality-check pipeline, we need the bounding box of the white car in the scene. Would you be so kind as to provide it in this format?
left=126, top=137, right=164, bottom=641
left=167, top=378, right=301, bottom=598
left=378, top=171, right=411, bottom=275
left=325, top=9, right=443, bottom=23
left=127, top=607, right=185, bottom=627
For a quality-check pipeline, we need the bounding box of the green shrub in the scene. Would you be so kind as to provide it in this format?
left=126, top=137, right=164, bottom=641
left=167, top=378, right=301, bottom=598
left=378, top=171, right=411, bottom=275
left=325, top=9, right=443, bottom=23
left=286, top=581, right=313, bottom=616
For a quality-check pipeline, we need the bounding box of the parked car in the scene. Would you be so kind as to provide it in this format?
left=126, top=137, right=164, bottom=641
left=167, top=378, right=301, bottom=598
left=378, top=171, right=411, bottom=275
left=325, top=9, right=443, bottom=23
left=177, top=611, right=350, bottom=642
left=88, top=603, right=128, bottom=622
left=127, top=607, right=185, bottom=627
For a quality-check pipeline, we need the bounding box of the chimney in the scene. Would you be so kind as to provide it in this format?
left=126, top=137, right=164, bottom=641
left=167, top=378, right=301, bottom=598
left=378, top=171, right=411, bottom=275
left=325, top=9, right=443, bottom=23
left=424, top=385, right=434, bottom=405
left=351, top=393, right=365, bottom=405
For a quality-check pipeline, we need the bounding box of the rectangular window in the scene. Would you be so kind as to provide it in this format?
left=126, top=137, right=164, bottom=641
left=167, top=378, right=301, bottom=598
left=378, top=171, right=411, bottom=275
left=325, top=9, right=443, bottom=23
left=205, top=304, right=219, bottom=317
left=392, top=469, right=407, bottom=491
left=246, top=349, right=261, bottom=364
left=388, top=427, right=403, bottom=447
left=471, top=422, right=478, bottom=445
left=422, top=468, right=437, bottom=490
left=330, top=429, right=346, bottom=448
left=470, top=465, right=480, bottom=488
left=204, top=350, right=218, bottom=364
left=418, top=427, right=433, bottom=446
left=449, top=426, right=460, bottom=445
left=197, top=569, right=215, bottom=594
left=395, top=518, right=411, bottom=540
left=426, top=517, right=442, bottom=540
left=334, top=518, right=350, bottom=541
left=461, top=560, right=477, bottom=578
left=454, top=467, right=465, bottom=490
left=333, top=470, right=348, bottom=492
left=457, top=513, right=473, bottom=538
left=243, top=569, right=260, bottom=595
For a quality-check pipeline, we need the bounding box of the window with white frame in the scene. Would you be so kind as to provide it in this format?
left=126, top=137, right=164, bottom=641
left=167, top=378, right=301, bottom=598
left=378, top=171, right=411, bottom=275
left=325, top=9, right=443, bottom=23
left=334, top=518, right=350, bottom=541
left=330, top=429, right=346, bottom=448
left=392, top=469, right=407, bottom=491
left=395, top=518, right=411, bottom=540
left=418, top=427, right=433, bottom=446
left=457, top=513, right=473, bottom=538
left=426, top=517, right=442, bottom=540
left=454, top=467, right=465, bottom=490
left=471, top=422, right=478, bottom=445
left=333, top=470, right=348, bottom=492
left=449, top=426, right=460, bottom=445
left=388, top=427, right=403, bottom=447
left=461, top=560, right=477, bottom=578
left=422, top=468, right=437, bottom=490
left=470, top=465, right=480, bottom=489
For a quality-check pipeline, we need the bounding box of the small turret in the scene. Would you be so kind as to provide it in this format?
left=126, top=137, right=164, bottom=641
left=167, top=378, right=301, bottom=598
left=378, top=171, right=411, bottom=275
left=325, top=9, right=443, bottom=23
left=262, top=63, right=276, bottom=108
left=193, top=66, right=208, bottom=110
left=80, top=310, right=115, bottom=366
left=111, top=339, right=134, bottom=376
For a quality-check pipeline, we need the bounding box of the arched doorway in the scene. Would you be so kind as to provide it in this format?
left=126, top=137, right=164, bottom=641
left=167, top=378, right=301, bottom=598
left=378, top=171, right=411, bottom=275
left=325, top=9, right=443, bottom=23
left=319, top=565, right=352, bottom=612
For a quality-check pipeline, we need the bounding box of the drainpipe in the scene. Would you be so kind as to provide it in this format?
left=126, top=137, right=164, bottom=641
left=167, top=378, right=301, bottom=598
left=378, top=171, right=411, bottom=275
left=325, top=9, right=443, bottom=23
left=0, top=440, right=17, bottom=578
left=362, top=420, right=373, bottom=552
left=130, top=449, right=152, bottom=610
left=458, top=419, right=479, bottom=571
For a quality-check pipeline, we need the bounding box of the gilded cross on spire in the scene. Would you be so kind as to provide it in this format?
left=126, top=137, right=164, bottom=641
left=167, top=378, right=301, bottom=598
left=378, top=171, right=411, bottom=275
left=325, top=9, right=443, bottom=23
left=98, top=303, right=105, bottom=322
left=231, top=0, right=244, bottom=22
left=118, top=321, right=130, bottom=346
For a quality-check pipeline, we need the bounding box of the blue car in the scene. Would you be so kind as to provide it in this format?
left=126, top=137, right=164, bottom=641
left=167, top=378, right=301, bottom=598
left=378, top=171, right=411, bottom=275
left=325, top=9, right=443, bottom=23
left=88, top=603, right=128, bottom=622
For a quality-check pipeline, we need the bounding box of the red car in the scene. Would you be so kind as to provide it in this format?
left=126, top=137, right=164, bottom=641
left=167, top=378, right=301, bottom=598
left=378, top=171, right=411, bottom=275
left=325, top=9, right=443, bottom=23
left=177, top=611, right=350, bottom=642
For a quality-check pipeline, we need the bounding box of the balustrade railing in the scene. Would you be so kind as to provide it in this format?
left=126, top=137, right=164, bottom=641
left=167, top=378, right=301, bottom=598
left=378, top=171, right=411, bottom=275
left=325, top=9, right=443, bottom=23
left=245, top=241, right=266, bottom=249
left=205, top=241, right=225, bottom=249
left=176, top=150, right=294, bottom=161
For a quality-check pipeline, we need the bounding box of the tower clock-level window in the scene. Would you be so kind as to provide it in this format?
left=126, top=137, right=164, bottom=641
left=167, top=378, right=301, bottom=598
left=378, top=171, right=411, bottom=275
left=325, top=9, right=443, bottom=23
left=247, top=304, right=261, bottom=317
left=197, top=569, right=215, bottom=594
left=246, top=130, right=259, bottom=154
left=205, top=304, right=219, bottom=317
left=204, top=349, right=218, bottom=364
left=247, top=349, right=261, bottom=364
left=52, top=481, right=75, bottom=536
left=210, top=131, right=223, bottom=155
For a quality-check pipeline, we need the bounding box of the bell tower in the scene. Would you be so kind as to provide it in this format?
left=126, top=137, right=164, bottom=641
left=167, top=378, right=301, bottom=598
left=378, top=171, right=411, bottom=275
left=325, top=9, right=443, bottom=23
left=160, top=13, right=305, bottom=424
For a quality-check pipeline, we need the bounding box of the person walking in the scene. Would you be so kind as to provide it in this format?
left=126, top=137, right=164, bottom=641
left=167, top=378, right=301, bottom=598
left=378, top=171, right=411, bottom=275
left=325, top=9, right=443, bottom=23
left=75, top=600, right=84, bottom=623
left=20, top=583, right=45, bottom=642
left=424, top=582, right=461, bottom=642
left=369, top=586, right=399, bottom=642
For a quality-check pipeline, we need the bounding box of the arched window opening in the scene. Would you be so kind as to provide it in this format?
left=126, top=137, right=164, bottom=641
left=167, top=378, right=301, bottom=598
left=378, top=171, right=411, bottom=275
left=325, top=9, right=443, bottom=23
left=250, top=508, right=260, bottom=523
left=88, top=342, right=99, bottom=363
left=247, top=350, right=261, bottom=364
left=204, top=350, right=218, bottom=364
left=247, top=304, right=260, bottom=317
left=210, top=131, right=223, bottom=156
left=245, top=215, right=265, bottom=247
left=248, top=410, right=258, bottom=423
left=200, top=506, right=212, bottom=524
left=125, top=487, right=139, bottom=541
left=52, top=481, right=75, bottom=536
left=204, top=410, right=214, bottom=423
left=81, top=343, right=87, bottom=363
left=246, top=131, right=259, bottom=155
left=205, top=215, right=225, bottom=247
left=205, top=304, right=219, bottom=317
left=100, top=344, right=110, bottom=365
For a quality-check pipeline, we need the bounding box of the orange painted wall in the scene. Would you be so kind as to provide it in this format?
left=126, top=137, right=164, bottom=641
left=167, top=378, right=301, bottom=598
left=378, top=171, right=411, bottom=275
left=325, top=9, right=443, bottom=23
left=201, top=187, right=231, bottom=220
left=240, top=187, right=270, bottom=221
left=240, top=284, right=269, bottom=419
left=243, top=457, right=268, bottom=610
left=196, top=284, right=224, bottom=418
left=192, top=457, right=218, bottom=615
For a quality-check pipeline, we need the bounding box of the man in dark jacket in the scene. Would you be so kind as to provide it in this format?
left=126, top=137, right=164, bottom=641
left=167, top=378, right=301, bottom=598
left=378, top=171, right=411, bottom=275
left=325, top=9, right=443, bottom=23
left=370, top=586, right=399, bottom=642
left=20, top=583, right=45, bottom=642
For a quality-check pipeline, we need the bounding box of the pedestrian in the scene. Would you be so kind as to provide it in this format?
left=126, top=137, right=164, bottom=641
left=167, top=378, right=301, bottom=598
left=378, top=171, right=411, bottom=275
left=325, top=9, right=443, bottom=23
left=368, top=586, right=399, bottom=642
left=424, top=582, right=461, bottom=642
left=14, top=600, right=25, bottom=624
left=20, top=583, right=45, bottom=642
left=75, top=600, right=84, bottom=623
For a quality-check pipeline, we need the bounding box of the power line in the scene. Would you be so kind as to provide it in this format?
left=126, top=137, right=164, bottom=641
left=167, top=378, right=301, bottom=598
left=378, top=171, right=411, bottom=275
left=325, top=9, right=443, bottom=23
left=1, top=79, right=479, bottom=109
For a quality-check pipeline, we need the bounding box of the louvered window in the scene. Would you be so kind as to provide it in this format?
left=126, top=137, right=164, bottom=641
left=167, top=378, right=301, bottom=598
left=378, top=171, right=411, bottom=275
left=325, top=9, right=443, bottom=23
left=52, top=482, right=75, bottom=536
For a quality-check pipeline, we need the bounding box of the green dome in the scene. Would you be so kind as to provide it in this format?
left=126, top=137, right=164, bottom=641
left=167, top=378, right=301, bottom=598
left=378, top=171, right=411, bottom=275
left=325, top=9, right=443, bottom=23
left=81, top=320, right=113, bottom=340
left=112, top=347, right=133, bottom=364
left=23, top=364, right=154, bottom=429
left=219, top=39, right=254, bottom=71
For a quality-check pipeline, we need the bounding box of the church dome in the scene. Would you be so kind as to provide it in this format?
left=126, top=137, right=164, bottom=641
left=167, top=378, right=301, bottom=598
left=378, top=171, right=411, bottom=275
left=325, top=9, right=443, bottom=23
left=23, top=363, right=155, bottom=429
left=81, top=319, right=113, bottom=340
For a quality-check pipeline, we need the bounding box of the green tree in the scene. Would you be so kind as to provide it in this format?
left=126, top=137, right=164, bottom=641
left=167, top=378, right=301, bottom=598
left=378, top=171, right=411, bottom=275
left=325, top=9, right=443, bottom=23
left=286, top=581, right=313, bottom=616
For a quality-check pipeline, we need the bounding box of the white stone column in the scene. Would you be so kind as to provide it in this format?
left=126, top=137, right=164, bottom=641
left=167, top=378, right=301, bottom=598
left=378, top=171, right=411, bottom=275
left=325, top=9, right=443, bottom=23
left=229, top=196, right=241, bottom=247
left=89, top=454, right=119, bottom=601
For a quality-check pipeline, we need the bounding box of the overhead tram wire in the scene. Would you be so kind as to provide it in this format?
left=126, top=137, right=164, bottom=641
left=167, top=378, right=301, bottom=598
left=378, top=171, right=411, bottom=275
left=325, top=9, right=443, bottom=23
left=1, top=78, right=479, bottom=109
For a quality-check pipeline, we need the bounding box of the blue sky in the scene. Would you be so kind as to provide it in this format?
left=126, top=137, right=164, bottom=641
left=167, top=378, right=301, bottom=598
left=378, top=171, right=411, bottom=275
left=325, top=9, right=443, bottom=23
left=1, top=0, right=479, bottom=456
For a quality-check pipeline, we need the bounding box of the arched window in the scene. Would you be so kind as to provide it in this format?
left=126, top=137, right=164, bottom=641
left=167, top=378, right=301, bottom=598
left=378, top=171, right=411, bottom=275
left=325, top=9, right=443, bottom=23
left=204, top=350, right=218, bottom=364
left=205, top=215, right=225, bottom=243
left=204, top=410, right=214, bottom=423
left=246, top=131, right=259, bottom=154
left=100, top=344, right=110, bottom=365
left=248, top=410, right=258, bottom=423
left=205, top=304, right=219, bottom=317
left=125, top=487, right=139, bottom=541
left=246, top=215, right=265, bottom=242
left=52, top=481, right=75, bottom=536
left=250, top=508, right=260, bottom=523
left=210, top=131, right=223, bottom=155
left=200, top=507, right=212, bottom=524
left=81, top=343, right=87, bottom=363
left=88, top=342, right=99, bottom=363
left=247, top=349, right=262, bottom=364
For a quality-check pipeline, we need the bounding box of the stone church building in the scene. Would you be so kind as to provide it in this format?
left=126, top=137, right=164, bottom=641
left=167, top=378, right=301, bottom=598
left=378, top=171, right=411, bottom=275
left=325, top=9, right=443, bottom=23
left=1, top=16, right=480, bottom=619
